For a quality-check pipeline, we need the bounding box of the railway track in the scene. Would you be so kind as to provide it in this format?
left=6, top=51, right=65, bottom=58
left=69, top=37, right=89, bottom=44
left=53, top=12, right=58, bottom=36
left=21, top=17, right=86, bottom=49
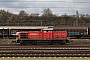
left=0, top=45, right=90, bottom=57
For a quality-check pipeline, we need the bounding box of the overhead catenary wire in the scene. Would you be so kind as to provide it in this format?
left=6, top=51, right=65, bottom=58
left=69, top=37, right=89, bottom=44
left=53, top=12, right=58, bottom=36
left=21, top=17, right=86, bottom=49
left=1, top=7, right=90, bottom=9
left=0, top=0, right=90, bottom=15
left=0, top=0, right=89, bottom=8
left=0, top=1, right=90, bottom=3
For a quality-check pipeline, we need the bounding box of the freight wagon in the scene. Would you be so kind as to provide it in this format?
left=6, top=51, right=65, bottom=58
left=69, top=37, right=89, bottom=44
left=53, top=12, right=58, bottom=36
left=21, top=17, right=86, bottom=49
left=16, top=28, right=68, bottom=45
left=54, top=26, right=89, bottom=38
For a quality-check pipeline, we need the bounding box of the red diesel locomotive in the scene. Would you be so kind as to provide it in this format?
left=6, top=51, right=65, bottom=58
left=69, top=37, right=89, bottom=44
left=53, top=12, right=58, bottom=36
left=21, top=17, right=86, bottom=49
left=16, top=28, right=68, bottom=45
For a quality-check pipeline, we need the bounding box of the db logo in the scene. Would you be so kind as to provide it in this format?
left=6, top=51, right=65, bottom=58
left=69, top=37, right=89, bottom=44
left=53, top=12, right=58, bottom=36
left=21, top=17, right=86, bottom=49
left=30, top=33, right=38, bottom=35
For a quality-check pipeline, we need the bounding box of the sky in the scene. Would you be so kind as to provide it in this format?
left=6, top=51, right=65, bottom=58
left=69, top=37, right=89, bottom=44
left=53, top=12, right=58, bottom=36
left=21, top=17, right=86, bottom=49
left=0, top=0, right=90, bottom=15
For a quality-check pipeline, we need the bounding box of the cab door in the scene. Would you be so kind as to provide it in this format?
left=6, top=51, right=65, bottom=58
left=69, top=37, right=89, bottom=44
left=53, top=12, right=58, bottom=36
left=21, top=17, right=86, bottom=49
left=43, top=31, right=52, bottom=40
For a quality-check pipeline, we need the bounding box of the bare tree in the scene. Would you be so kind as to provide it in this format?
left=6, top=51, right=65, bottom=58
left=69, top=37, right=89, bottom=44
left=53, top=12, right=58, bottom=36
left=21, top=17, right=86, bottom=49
left=42, top=8, right=54, bottom=17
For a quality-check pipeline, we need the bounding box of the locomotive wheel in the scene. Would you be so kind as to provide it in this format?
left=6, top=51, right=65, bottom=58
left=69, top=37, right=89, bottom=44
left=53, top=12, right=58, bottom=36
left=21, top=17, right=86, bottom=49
left=60, top=41, right=66, bottom=45
left=20, top=40, right=37, bottom=45
left=54, top=41, right=66, bottom=45
left=20, top=41, right=25, bottom=45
